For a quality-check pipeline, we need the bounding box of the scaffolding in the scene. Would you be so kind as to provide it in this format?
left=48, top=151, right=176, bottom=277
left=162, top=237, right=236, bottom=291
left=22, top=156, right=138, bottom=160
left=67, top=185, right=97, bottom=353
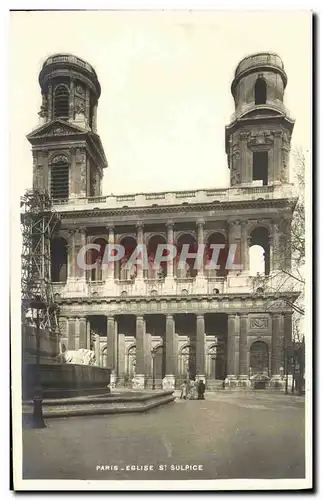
left=20, top=189, right=61, bottom=334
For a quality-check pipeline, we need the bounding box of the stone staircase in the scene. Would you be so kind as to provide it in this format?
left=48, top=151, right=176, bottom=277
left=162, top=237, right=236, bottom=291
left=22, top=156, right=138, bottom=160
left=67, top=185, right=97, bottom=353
left=22, top=390, right=175, bottom=422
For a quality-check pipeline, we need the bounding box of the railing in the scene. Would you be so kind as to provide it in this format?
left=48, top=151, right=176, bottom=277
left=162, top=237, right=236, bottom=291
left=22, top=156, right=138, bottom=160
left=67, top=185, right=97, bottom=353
left=52, top=183, right=293, bottom=210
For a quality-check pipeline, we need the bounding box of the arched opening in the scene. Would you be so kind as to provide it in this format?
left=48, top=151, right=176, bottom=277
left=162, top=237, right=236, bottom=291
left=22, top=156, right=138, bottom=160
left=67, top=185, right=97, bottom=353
left=50, top=158, right=69, bottom=200
left=176, top=234, right=197, bottom=278
left=53, top=84, right=70, bottom=119
left=153, top=345, right=165, bottom=384
left=87, top=238, right=106, bottom=282
left=146, top=234, right=167, bottom=279
left=178, top=344, right=196, bottom=381
left=51, top=237, right=67, bottom=282
left=255, top=77, right=267, bottom=105
left=249, top=227, right=270, bottom=276
left=206, top=340, right=226, bottom=380
left=250, top=341, right=269, bottom=376
left=205, top=232, right=229, bottom=277
left=119, top=236, right=137, bottom=280
left=252, top=151, right=268, bottom=186
left=249, top=245, right=265, bottom=276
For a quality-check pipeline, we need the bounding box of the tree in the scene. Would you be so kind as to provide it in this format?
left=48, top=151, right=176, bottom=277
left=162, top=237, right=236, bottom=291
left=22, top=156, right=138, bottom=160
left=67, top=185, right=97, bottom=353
left=250, top=149, right=307, bottom=393
left=251, top=148, right=306, bottom=318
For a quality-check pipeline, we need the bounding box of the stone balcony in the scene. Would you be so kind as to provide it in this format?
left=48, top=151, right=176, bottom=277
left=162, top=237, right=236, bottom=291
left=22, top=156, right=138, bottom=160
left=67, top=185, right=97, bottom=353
left=52, top=274, right=255, bottom=300
left=52, top=183, right=295, bottom=212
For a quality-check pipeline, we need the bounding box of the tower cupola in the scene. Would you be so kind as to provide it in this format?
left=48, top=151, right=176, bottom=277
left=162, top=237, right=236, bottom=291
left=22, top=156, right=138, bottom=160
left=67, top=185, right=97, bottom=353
left=226, top=52, right=295, bottom=187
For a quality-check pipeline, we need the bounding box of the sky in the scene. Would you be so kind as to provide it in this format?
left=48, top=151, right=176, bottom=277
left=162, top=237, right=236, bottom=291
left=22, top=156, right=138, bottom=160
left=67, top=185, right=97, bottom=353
left=9, top=10, right=311, bottom=196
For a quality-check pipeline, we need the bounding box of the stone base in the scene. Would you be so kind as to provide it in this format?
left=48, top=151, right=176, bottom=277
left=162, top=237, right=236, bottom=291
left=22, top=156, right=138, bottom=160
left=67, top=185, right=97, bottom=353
left=22, top=390, right=175, bottom=420
left=195, top=374, right=206, bottom=383
left=65, top=278, right=88, bottom=296
left=109, top=371, right=117, bottom=389
left=224, top=375, right=238, bottom=388
left=163, top=276, right=176, bottom=294
left=162, top=374, right=175, bottom=390
left=132, top=374, right=145, bottom=390
left=237, top=375, right=251, bottom=388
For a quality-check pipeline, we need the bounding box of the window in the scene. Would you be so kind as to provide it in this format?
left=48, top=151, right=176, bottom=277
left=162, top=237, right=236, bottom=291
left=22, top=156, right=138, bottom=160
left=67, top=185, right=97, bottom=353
left=253, top=151, right=268, bottom=186
left=51, top=238, right=67, bottom=282
left=53, top=85, right=70, bottom=119
left=255, top=78, right=267, bottom=105
left=51, top=161, right=69, bottom=200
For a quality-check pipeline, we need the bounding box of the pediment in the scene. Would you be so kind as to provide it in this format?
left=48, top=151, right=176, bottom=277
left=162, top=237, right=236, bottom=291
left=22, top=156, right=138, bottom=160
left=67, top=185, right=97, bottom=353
left=27, top=120, right=86, bottom=141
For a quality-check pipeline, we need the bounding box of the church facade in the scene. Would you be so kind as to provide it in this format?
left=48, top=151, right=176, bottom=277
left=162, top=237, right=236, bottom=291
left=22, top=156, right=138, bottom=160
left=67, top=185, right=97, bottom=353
left=27, top=52, right=298, bottom=389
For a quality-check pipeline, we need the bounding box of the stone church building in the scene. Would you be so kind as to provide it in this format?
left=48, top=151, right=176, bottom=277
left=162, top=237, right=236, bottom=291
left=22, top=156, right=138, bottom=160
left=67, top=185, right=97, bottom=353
left=27, top=52, right=298, bottom=389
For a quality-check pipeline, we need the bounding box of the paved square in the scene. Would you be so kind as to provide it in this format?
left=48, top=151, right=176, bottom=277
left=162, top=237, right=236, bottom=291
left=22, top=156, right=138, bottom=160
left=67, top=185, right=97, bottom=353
left=22, top=392, right=305, bottom=481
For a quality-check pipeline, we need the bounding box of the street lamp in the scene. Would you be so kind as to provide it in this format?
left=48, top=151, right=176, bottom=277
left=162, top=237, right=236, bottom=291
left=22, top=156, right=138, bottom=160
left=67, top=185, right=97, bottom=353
left=152, top=349, right=156, bottom=390
left=29, top=297, right=46, bottom=429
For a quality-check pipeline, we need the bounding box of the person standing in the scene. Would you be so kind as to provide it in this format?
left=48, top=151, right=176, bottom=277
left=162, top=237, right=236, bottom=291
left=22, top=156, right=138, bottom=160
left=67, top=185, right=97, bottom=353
left=198, top=380, right=206, bottom=400
left=189, top=379, right=198, bottom=400
left=180, top=381, right=188, bottom=400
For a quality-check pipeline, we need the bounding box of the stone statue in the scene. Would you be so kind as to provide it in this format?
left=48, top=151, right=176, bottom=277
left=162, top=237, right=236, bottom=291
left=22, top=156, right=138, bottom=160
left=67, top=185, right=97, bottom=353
left=57, top=348, right=96, bottom=365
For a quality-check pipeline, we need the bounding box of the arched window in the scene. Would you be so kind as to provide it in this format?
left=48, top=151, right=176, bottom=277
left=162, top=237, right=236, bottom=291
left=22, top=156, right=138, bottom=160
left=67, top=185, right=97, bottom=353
left=51, top=237, right=68, bottom=282
left=255, top=78, right=267, bottom=105
left=249, top=227, right=270, bottom=276
left=250, top=341, right=269, bottom=376
left=50, top=156, right=69, bottom=200
left=53, top=85, right=70, bottom=119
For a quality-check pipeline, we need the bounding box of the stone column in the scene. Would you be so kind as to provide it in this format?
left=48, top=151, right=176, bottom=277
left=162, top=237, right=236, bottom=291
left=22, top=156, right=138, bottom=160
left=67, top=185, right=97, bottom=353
left=74, top=227, right=87, bottom=280
left=67, top=229, right=76, bottom=280
left=240, top=132, right=251, bottom=183
left=106, top=315, right=115, bottom=368
left=134, top=315, right=145, bottom=389
left=69, top=77, right=75, bottom=119
left=118, top=333, right=126, bottom=385
left=163, top=314, right=175, bottom=389
left=226, top=314, right=237, bottom=382
left=78, top=317, right=87, bottom=349
left=228, top=220, right=242, bottom=273
left=107, top=223, right=115, bottom=280
left=94, top=333, right=100, bottom=366
left=166, top=220, right=174, bottom=278
left=106, top=316, right=116, bottom=386
left=273, top=130, right=283, bottom=182
left=196, top=314, right=205, bottom=380
left=196, top=219, right=205, bottom=276
left=270, top=222, right=281, bottom=271
left=283, top=312, right=293, bottom=378
left=136, top=221, right=144, bottom=280
left=271, top=313, right=283, bottom=378
left=86, top=320, right=91, bottom=350
left=241, top=222, right=249, bottom=272
left=238, top=314, right=249, bottom=383
left=67, top=318, right=76, bottom=350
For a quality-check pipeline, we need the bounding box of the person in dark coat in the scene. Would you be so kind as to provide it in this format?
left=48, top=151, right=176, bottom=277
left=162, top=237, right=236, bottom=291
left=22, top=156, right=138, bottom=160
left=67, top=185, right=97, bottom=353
left=197, top=380, right=206, bottom=400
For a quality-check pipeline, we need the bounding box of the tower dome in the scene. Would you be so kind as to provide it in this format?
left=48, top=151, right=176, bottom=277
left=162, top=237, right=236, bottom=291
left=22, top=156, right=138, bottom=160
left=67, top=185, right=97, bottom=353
left=230, top=52, right=289, bottom=120
left=225, top=52, right=295, bottom=188
left=37, top=53, right=101, bottom=130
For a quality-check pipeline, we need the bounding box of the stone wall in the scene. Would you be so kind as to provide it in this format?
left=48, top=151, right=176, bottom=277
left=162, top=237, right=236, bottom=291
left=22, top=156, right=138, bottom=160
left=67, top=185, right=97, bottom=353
left=22, top=363, right=111, bottom=399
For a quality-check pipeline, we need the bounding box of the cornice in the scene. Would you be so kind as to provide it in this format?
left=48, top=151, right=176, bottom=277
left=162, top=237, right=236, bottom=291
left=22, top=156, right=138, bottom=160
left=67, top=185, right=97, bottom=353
left=56, top=198, right=295, bottom=222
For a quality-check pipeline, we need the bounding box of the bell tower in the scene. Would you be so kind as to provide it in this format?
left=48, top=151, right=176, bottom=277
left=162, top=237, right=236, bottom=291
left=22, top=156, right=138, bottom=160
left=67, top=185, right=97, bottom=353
left=27, top=54, right=107, bottom=200
left=225, top=52, right=295, bottom=187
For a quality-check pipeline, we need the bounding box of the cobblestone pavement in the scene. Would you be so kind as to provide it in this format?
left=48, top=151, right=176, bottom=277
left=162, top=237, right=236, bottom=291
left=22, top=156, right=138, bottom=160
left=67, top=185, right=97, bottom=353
left=22, top=391, right=305, bottom=481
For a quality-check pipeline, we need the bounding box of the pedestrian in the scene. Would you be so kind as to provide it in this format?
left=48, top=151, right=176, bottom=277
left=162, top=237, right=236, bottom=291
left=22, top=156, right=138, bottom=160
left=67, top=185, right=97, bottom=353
left=197, top=379, right=206, bottom=400
left=180, top=380, right=188, bottom=400
left=189, top=379, right=198, bottom=400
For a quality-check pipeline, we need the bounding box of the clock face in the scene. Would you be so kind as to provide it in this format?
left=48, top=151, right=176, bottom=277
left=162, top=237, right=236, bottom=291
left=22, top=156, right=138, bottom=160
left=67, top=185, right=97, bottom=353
left=76, top=85, right=84, bottom=95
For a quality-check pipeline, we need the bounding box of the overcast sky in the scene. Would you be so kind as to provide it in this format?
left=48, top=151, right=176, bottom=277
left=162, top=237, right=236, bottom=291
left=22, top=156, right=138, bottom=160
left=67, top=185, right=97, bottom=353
left=9, top=10, right=311, bottom=196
